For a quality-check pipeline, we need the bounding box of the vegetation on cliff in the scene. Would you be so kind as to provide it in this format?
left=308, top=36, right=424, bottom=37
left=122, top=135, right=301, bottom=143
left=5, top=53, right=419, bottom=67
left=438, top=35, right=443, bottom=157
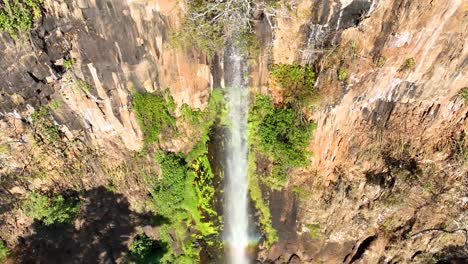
left=246, top=92, right=316, bottom=247
left=0, top=0, right=43, bottom=38
left=249, top=94, right=316, bottom=187
left=270, top=63, right=318, bottom=108
left=132, top=89, right=225, bottom=262
left=22, top=192, right=80, bottom=226
left=171, top=0, right=280, bottom=57
left=133, top=91, right=176, bottom=144
left=0, top=241, right=8, bottom=263
left=127, top=234, right=166, bottom=264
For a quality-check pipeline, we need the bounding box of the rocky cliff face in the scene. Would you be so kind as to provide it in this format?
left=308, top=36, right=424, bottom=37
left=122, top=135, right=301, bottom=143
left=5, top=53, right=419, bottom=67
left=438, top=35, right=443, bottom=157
left=258, top=0, right=467, bottom=263
left=0, top=0, right=466, bottom=263
left=0, top=0, right=215, bottom=255
left=1, top=0, right=214, bottom=152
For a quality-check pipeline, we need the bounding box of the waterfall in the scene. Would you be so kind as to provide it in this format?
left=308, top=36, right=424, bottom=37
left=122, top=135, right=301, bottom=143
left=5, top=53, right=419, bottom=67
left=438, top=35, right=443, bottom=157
left=223, top=40, right=250, bottom=264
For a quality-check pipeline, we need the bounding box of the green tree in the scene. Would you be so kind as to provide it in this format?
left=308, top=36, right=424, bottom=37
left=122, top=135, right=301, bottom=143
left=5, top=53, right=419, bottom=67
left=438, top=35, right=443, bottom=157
left=270, top=64, right=318, bottom=108
left=22, top=192, right=80, bottom=225
left=127, top=234, right=166, bottom=264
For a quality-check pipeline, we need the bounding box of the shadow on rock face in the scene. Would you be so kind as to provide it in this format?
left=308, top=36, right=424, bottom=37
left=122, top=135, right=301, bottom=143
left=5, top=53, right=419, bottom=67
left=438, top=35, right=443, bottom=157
left=11, top=186, right=166, bottom=264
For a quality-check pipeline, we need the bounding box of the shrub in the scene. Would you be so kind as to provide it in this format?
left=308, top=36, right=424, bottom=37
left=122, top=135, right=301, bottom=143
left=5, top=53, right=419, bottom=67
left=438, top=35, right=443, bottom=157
left=270, top=63, right=318, bottom=107
left=459, top=87, right=468, bottom=102
left=74, top=79, right=93, bottom=93
left=133, top=91, right=176, bottom=144
left=337, top=66, right=347, bottom=81
left=305, top=222, right=321, bottom=239
left=127, top=234, right=166, bottom=264
left=63, top=58, right=76, bottom=69
left=170, top=1, right=227, bottom=57
left=0, top=0, right=43, bottom=38
left=399, top=57, right=416, bottom=72
left=249, top=95, right=316, bottom=185
left=151, top=152, right=187, bottom=216
left=0, top=241, right=8, bottom=263
left=22, top=192, right=80, bottom=225
left=31, top=106, right=61, bottom=144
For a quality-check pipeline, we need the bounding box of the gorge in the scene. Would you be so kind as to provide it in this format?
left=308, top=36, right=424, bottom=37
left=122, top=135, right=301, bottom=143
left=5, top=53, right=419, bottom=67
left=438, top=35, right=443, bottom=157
left=0, top=0, right=467, bottom=263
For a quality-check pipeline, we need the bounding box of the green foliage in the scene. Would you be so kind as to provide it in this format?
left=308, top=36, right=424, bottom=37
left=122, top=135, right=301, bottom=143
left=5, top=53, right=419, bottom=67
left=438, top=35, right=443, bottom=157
left=247, top=152, right=278, bottom=247
left=459, top=87, right=468, bottom=102
left=270, top=63, right=318, bottom=108
left=149, top=90, right=225, bottom=261
left=170, top=0, right=226, bottom=57
left=74, top=79, right=93, bottom=93
left=235, top=29, right=260, bottom=59
left=337, top=66, right=347, bottom=81
left=305, top=222, right=321, bottom=239
left=151, top=152, right=188, bottom=216
left=374, top=55, right=386, bottom=68
left=250, top=95, right=316, bottom=184
left=63, top=58, right=76, bottom=69
left=127, top=234, right=166, bottom=264
left=246, top=94, right=316, bottom=245
left=399, top=57, right=416, bottom=72
left=22, top=192, right=80, bottom=225
left=0, top=0, right=43, bottom=38
left=0, top=241, right=8, bottom=263
left=47, top=99, right=61, bottom=110
left=133, top=91, right=176, bottom=144
left=151, top=149, right=219, bottom=261
left=292, top=185, right=312, bottom=199
left=31, top=106, right=61, bottom=144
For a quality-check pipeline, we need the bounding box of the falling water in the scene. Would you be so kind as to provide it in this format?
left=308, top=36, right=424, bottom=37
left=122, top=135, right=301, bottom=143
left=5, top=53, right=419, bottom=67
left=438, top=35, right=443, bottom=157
left=223, top=39, right=250, bottom=264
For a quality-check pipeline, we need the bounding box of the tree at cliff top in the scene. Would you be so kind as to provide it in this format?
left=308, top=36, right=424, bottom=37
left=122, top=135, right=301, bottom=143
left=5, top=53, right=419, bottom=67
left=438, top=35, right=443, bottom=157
left=0, top=0, right=43, bottom=38
left=172, top=0, right=284, bottom=56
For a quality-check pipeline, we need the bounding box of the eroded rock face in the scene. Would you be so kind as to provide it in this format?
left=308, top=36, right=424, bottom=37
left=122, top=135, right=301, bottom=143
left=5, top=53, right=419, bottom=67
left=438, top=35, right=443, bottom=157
left=0, top=0, right=466, bottom=263
left=0, top=0, right=214, bottom=152
left=258, top=0, right=467, bottom=263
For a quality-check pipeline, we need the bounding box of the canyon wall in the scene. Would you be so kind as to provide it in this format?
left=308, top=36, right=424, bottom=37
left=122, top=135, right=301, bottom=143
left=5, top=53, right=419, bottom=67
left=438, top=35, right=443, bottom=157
left=0, top=0, right=466, bottom=263
left=260, top=0, right=467, bottom=263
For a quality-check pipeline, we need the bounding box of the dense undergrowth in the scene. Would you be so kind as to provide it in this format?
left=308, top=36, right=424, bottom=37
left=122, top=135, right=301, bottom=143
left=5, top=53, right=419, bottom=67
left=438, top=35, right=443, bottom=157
left=246, top=62, right=318, bottom=246
left=132, top=89, right=225, bottom=262
left=0, top=0, right=43, bottom=38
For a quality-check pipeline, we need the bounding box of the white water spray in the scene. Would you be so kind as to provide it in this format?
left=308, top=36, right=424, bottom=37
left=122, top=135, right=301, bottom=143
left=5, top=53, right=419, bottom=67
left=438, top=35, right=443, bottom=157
left=224, top=42, right=250, bottom=264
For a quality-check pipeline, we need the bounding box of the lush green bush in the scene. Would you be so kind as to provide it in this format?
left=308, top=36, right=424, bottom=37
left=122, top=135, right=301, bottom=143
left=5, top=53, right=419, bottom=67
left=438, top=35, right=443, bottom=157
left=270, top=64, right=318, bottom=107
left=148, top=90, right=225, bottom=262
left=127, top=234, right=166, bottom=264
left=22, top=192, right=80, bottom=225
left=247, top=153, right=278, bottom=247
left=0, top=241, right=8, bottom=263
left=249, top=95, right=316, bottom=184
left=133, top=91, right=176, bottom=144
left=151, top=152, right=187, bottom=216
left=0, top=0, right=43, bottom=38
